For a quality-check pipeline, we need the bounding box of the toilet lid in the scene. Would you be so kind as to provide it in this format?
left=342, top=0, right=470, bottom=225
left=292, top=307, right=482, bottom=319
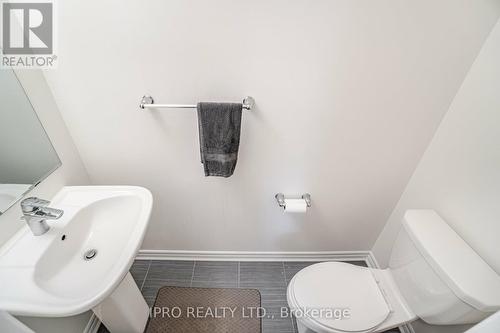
left=288, top=262, right=391, bottom=332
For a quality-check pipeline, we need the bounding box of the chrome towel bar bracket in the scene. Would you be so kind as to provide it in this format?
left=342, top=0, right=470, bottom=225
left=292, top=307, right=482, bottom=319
left=139, top=95, right=255, bottom=111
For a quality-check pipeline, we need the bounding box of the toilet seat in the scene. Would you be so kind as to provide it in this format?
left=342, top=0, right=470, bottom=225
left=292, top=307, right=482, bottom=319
left=287, top=262, right=393, bottom=333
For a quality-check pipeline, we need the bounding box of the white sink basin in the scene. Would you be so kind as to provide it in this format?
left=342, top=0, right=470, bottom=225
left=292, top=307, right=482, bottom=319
left=0, top=186, right=152, bottom=318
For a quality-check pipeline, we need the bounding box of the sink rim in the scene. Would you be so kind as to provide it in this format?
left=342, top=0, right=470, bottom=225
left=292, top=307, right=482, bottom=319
left=0, top=186, right=153, bottom=317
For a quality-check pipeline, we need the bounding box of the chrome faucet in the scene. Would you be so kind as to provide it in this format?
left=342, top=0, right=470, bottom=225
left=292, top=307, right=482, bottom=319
left=21, top=197, right=64, bottom=236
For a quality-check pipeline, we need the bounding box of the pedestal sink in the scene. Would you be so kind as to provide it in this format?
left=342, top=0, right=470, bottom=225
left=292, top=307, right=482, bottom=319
left=0, top=186, right=153, bottom=333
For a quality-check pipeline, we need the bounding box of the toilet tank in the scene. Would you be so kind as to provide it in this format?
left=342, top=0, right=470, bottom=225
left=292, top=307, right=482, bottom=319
left=389, top=210, right=500, bottom=325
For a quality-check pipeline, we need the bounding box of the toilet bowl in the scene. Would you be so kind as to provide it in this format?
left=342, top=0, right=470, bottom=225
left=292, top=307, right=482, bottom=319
left=287, top=210, right=500, bottom=333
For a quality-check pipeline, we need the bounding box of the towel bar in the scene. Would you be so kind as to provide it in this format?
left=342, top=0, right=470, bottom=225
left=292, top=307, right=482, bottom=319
left=139, top=95, right=255, bottom=110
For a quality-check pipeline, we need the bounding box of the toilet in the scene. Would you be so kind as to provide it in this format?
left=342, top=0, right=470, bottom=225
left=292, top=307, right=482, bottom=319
left=287, top=210, right=500, bottom=333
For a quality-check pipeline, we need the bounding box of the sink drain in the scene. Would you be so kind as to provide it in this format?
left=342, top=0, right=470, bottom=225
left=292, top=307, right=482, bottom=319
left=84, top=249, right=98, bottom=261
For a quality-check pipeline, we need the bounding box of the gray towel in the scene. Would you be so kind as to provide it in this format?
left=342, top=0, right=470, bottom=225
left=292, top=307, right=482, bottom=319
left=197, top=102, right=242, bottom=177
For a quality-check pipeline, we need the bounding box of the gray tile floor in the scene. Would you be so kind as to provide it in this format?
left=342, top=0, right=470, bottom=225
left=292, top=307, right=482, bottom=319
left=98, top=260, right=400, bottom=333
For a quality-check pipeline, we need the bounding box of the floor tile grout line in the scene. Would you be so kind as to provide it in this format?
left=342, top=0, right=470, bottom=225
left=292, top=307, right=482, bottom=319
left=140, top=260, right=152, bottom=291
left=282, top=261, right=287, bottom=285
left=238, top=261, right=240, bottom=288
left=282, top=262, right=298, bottom=333
left=190, top=261, right=196, bottom=287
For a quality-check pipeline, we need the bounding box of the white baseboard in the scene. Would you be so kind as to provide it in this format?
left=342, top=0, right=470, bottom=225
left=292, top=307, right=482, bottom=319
left=83, top=313, right=100, bottom=333
left=136, top=250, right=377, bottom=264
left=365, top=251, right=380, bottom=268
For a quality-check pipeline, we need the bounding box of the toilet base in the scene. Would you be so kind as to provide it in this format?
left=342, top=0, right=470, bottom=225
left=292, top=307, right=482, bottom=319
left=297, top=319, right=315, bottom=333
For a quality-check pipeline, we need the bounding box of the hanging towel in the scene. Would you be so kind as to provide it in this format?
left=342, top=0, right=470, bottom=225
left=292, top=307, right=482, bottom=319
left=197, top=102, right=242, bottom=177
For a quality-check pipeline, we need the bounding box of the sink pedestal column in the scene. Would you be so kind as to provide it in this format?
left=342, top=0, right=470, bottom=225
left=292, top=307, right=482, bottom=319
left=92, top=272, right=149, bottom=333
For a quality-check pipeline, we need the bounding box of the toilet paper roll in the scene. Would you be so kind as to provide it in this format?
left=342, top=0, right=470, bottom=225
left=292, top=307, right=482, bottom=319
left=284, top=198, right=307, bottom=213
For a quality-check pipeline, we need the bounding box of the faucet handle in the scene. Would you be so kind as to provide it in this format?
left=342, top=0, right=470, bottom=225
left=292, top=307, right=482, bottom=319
left=21, top=197, right=50, bottom=212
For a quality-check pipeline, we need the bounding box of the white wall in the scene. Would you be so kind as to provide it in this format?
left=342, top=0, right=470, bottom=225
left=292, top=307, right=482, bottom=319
left=372, top=17, right=500, bottom=274
left=45, top=0, right=500, bottom=252
left=0, top=70, right=91, bottom=332
left=372, top=17, right=500, bottom=333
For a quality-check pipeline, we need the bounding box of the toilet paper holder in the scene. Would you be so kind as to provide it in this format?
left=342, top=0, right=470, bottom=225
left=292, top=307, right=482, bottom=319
left=275, top=193, right=311, bottom=208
